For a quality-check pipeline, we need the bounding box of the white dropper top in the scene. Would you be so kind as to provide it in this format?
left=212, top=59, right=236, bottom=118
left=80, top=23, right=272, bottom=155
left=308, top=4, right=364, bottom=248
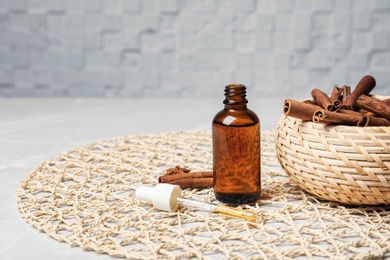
left=136, top=183, right=182, bottom=211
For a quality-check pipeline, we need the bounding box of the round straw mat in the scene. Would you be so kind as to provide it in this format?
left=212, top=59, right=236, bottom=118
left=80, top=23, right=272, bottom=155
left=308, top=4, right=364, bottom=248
left=17, top=131, right=390, bottom=259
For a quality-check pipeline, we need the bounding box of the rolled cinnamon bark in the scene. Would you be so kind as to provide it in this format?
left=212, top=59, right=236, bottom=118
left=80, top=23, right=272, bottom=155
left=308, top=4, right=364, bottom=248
left=159, top=171, right=213, bottom=183
left=330, top=85, right=342, bottom=101
left=361, top=114, right=390, bottom=127
left=339, top=109, right=366, bottom=116
left=283, top=99, right=323, bottom=121
left=332, top=100, right=341, bottom=111
left=311, top=89, right=335, bottom=111
left=342, top=86, right=351, bottom=103
left=383, top=98, right=390, bottom=106
left=342, top=75, right=376, bottom=110
left=313, top=109, right=364, bottom=126
left=357, top=108, right=370, bottom=114
left=169, top=177, right=213, bottom=189
left=356, top=94, right=390, bottom=120
left=330, top=85, right=342, bottom=111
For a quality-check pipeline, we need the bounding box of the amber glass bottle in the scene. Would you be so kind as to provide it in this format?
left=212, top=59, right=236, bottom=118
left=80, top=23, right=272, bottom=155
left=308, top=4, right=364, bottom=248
left=212, top=84, right=260, bottom=204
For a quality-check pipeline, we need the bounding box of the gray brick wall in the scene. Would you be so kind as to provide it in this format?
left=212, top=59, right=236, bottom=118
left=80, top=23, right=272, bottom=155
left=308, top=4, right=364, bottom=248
left=0, top=0, right=389, bottom=98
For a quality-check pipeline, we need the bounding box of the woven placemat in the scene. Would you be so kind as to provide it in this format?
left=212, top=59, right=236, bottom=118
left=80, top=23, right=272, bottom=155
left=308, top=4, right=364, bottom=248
left=17, top=131, right=390, bottom=259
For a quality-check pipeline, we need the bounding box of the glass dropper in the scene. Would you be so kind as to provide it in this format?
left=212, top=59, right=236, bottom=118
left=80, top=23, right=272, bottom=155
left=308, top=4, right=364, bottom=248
left=136, top=183, right=258, bottom=223
left=177, top=197, right=258, bottom=222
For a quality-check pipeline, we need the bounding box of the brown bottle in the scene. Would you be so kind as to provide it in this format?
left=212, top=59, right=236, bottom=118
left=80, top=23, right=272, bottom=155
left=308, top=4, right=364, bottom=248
left=212, top=84, right=260, bottom=204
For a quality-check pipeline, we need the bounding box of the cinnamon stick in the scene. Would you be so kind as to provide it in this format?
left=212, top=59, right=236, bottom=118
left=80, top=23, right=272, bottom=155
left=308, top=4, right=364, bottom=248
left=169, top=177, right=213, bottom=189
left=342, top=86, right=351, bottom=103
left=332, top=100, right=341, bottom=111
left=383, top=98, right=390, bottom=106
left=164, top=166, right=191, bottom=175
left=313, top=110, right=365, bottom=126
left=311, top=89, right=335, bottom=111
left=361, top=114, right=390, bottom=127
left=357, top=108, right=370, bottom=114
left=356, top=94, right=390, bottom=120
left=342, top=75, right=376, bottom=110
left=159, top=171, right=213, bottom=183
left=330, top=85, right=342, bottom=101
left=330, top=85, right=342, bottom=111
left=283, top=99, right=323, bottom=121
left=158, top=166, right=213, bottom=189
left=339, top=109, right=366, bottom=116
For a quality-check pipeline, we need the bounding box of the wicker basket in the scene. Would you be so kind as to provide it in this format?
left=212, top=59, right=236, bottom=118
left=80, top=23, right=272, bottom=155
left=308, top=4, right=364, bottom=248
left=276, top=114, right=390, bottom=205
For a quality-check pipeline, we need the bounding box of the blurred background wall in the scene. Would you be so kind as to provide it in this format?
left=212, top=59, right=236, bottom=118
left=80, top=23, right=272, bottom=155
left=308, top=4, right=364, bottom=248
left=0, top=0, right=389, bottom=98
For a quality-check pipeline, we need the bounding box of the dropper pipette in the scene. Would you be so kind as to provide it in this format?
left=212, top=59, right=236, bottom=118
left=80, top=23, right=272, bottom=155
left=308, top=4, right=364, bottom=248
left=136, top=183, right=258, bottom=223
left=177, top=197, right=257, bottom=222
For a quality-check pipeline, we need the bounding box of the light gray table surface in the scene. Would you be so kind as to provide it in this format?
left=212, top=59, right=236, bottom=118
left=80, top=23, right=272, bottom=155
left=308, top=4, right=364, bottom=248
left=0, top=98, right=284, bottom=260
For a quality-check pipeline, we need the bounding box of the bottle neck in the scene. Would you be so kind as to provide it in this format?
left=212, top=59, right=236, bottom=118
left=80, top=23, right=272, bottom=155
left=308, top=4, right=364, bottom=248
left=223, top=84, right=248, bottom=110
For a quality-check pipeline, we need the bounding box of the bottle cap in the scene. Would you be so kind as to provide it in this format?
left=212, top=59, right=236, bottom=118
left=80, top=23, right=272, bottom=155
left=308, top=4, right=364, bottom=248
left=135, top=183, right=182, bottom=212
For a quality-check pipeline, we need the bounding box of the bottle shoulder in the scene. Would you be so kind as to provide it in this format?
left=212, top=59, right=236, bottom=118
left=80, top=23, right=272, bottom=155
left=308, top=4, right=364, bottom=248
left=213, top=108, right=259, bottom=126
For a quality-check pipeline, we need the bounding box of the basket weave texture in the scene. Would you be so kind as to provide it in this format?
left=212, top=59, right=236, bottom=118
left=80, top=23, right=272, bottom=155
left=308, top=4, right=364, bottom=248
left=276, top=115, right=390, bottom=205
